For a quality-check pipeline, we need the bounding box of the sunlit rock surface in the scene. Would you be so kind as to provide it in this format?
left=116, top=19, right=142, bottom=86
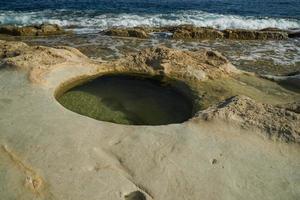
left=0, top=40, right=299, bottom=200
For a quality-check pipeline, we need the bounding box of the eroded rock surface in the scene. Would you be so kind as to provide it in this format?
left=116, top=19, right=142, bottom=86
left=223, top=29, right=288, bottom=40
left=0, top=40, right=91, bottom=83
left=279, top=102, right=300, bottom=114
left=0, top=24, right=70, bottom=36
left=198, top=96, right=300, bottom=143
left=0, top=39, right=299, bottom=200
left=166, top=25, right=224, bottom=40
left=261, top=73, right=300, bottom=89
left=0, top=40, right=237, bottom=85
left=114, top=46, right=238, bottom=84
left=103, top=27, right=150, bottom=39
left=103, top=25, right=290, bottom=40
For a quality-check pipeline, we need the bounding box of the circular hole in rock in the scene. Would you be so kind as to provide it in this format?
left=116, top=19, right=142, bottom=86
left=57, top=74, right=197, bottom=125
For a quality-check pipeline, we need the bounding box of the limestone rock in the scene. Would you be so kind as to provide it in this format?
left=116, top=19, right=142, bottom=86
left=261, top=73, right=300, bottom=89
left=0, top=40, right=90, bottom=83
left=223, top=29, right=288, bottom=40
left=278, top=102, right=300, bottom=114
left=102, top=25, right=290, bottom=40
left=0, top=39, right=299, bottom=200
left=198, top=96, right=300, bottom=143
left=167, top=25, right=224, bottom=40
left=0, top=24, right=70, bottom=36
left=102, top=27, right=150, bottom=38
left=115, top=46, right=237, bottom=83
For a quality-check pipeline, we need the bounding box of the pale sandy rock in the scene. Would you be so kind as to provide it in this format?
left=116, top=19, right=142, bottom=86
left=114, top=46, right=238, bottom=84
left=197, top=96, right=300, bottom=143
left=0, top=40, right=92, bottom=83
left=0, top=40, right=299, bottom=200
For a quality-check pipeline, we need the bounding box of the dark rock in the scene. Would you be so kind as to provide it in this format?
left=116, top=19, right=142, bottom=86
left=169, top=25, right=224, bottom=40
left=223, top=29, right=288, bottom=40
left=279, top=102, right=300, bottom=114
left=103, top=27, right=150, bottom=38
left=0, top=24, right=70, bottom=36
left=260, top=27, right=285, bottom=32
left=288, top=31, right=300, bottom=38
left=102, top=25, right=290, bottom=40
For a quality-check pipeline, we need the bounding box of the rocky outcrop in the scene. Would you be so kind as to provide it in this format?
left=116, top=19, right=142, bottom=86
left=288, top=32, right=300, bottom=38
left=102, top=27, right=151, bottom=39
left=223, top=29, right=288, bottom=40
left=278, top=102, right=300, bottom=114
left=198, top=96, right=300, bottom=143
left=0, top=40, right=238, bottom=84
left=0, top=40, right=90, bottom=83
left=102, top=25, right=291, bottom=40
left=113, top=46, right=238, bottom=84
left=0, top=24, right=70, bottom=36
left=1, top=39, right=300, bottom=200
left=165, top=25, right=224, bottom=40
left=261, top=73, right=300, bottom=89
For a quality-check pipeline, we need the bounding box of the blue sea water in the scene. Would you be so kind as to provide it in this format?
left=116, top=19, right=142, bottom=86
left=0, top=0, right=299, bottom=33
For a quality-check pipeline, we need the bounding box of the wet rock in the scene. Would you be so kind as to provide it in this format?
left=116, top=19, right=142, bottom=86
left=260, top=27, right=285, bottom=32
left=223, top=29, right=288, bottom=40
left=103, top=27, right=150, bottom=38
left=0, top=24, right=70, bottom=36
left=167, top=25, right=224, bottom=40
left=288, top=31, right=300, bottom=38
left=278, top=102, right=300, bottom=114
left=0, top=25, right=36, bottom=36
left=261, top=73, right=300, bottom=89
left=102, top=25, right=290, bottom=40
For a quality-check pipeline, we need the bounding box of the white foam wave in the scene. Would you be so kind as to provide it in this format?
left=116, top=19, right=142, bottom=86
left=0, top=10, right=299, bottom=33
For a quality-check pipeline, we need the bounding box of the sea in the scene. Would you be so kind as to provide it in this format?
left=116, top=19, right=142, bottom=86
left=0, top=0, right=299, bottom=75
left=0, top=0, right=300, bottom=33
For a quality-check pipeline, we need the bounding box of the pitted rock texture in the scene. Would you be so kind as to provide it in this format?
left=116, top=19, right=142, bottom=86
left=114, top=46, right=238, bottom=84
left=198, top=96, right=300, bottom=143
left=0, top=40, right=91, bottom=83
left=0, top=41, right=237, bottom=84
left=0, top=39, right=300, bottom=200
left=279, top=102, right=300, bottom=114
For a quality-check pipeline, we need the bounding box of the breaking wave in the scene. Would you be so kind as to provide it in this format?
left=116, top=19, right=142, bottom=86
left=0, top=10, right=299, bottom=33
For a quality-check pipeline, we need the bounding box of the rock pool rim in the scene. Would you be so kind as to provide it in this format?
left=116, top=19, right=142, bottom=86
left=55, top=73, right=200, bottom=126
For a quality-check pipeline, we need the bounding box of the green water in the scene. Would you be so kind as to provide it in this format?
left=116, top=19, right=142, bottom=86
left=57, top=75, right=194, bottom=125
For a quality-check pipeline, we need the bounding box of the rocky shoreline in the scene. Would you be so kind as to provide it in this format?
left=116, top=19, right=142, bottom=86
left=1, top=39, right=299, bottom=142
left=0, top=27, right=299, bottom=200
left=0, top=24, right=71, bottom=36
left=102, top=24, right=300, bottom=40
left=1, top=24, right=299, bottom=41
